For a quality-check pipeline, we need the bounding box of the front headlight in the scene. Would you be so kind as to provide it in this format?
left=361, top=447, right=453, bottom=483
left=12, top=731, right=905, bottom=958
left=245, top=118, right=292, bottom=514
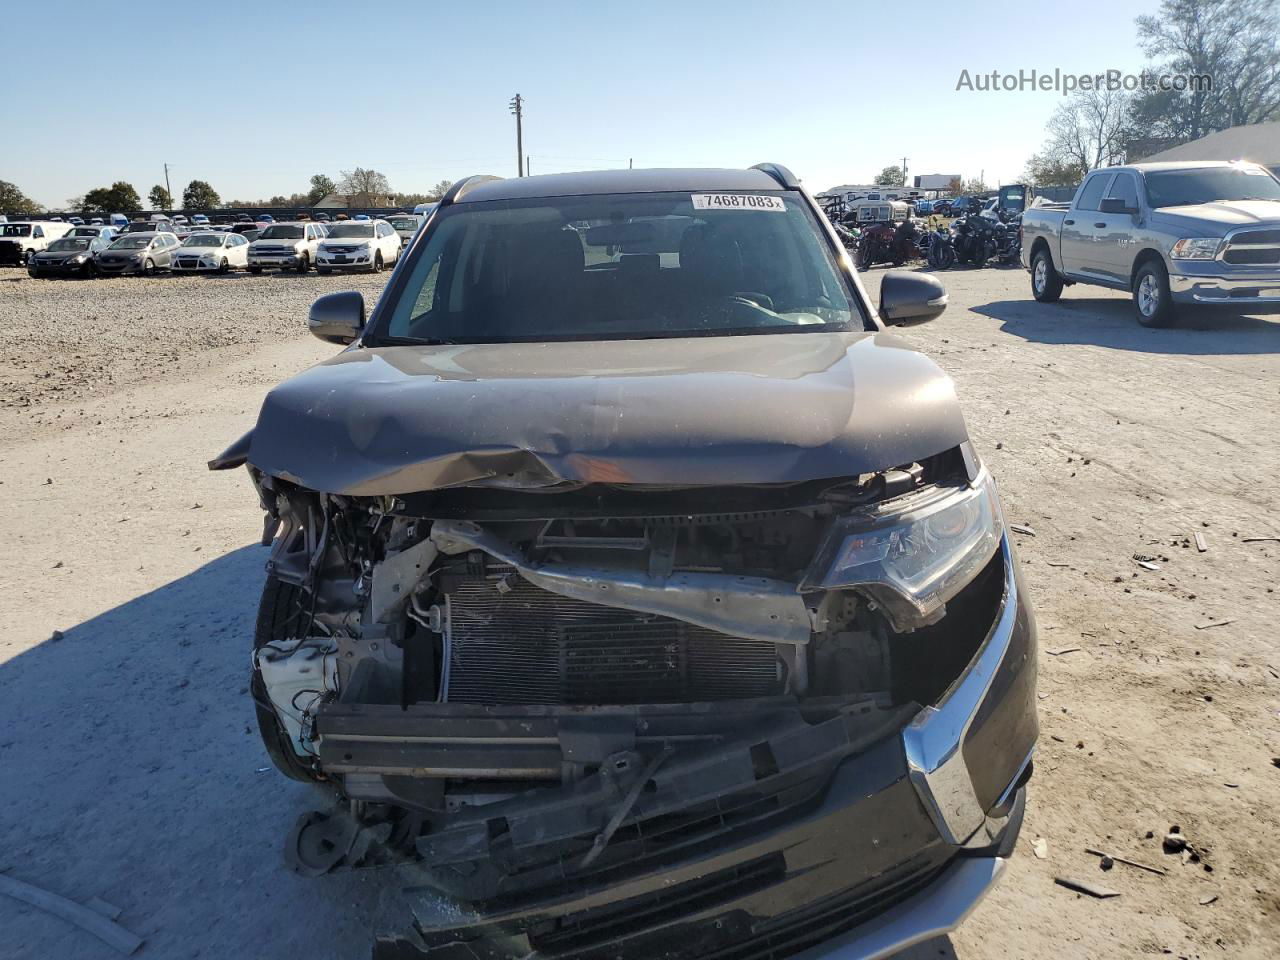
left=1170, top=237, right=1222, bottom=260
left=805, top=472, right=1004, bottom=631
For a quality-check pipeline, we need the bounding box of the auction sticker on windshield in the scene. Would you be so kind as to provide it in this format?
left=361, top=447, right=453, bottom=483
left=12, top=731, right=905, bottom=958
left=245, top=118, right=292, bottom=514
left=691, top=194, right=786, bottom=212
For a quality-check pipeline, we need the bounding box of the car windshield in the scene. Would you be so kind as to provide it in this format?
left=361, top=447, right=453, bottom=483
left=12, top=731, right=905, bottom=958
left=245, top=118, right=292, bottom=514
left=2, top=224, right=33, bottom=237
left=48, top=238, right=91, bottom=252
left=1145, top=166, right=1280, bottom=208
left=326, top=223, right=375, bottom=238
left=259, top=225, right=304, bottom=239
left=388, top=217, right=419, bottom=230
left=71, top=227, right=101, bottom=236
left=183, top=233, right=224, bottom=247
left=111, top=236, right=154, bottom=249
left=378, top=190, right=856, bottom=345
left=126, top=223, right=156, bottom=232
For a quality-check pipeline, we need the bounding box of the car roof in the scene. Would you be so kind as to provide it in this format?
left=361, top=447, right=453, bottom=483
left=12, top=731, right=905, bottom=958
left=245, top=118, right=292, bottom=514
left=455, top=167, right=788, bottom=203
left=1125, top=160, right=1265, bottom=173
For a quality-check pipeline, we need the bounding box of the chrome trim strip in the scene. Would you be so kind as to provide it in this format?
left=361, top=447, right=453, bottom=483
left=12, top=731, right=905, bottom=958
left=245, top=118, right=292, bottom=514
left=902, top=536, right=1018, bottom=846
left=993, top=746, right=1034, bottom=814
left=787, top=856, right=1007, bottom=960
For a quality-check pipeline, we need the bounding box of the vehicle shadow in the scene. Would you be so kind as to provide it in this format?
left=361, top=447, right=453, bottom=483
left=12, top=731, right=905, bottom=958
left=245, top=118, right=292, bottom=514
left=972, top=297, right=1280, bottom=355
left=0, top=544, right=438, bottom=960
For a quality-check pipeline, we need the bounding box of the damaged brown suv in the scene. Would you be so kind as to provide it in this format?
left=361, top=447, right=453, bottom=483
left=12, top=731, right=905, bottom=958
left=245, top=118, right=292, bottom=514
left=212, top=164, right=1037, bottom=960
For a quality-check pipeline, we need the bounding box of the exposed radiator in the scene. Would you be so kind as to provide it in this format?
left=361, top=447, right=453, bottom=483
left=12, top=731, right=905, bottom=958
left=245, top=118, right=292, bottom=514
left=443, top=568, right=782, bottom=705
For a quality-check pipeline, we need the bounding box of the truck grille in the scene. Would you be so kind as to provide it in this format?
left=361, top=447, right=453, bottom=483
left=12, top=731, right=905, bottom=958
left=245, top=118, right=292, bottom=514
left=1222, top=229, right=1280, bottom=265
left=444, top=569, right=782, bottom=705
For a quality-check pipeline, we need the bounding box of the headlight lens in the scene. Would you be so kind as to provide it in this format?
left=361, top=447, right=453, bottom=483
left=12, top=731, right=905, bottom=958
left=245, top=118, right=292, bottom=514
left=1170, top=237, right=1222, bottom=260
left=805, top=472, right=1004, bottom=631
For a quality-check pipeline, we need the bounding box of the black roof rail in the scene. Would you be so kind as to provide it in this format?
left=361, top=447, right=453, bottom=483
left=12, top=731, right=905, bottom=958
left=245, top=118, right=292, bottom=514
left=750, top=163, right=800, bottom=189
left=440, top=175, right=502, bottom=206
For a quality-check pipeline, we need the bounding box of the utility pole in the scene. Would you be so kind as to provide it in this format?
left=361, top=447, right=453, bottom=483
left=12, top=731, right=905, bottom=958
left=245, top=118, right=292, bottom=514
left=163, top=163, right=173, bottom=209
left=901, top=156, right=909, bottom=188
left=527, top=155, right=531, bottom=176
left=629, top=158, right=633, bottom=169
left=509, top=94, right=524, bottom=177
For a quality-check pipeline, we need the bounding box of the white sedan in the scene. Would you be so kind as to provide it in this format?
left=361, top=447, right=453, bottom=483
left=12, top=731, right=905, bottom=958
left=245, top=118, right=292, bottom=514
left=171, top=231, right=251, bottom=273
left=315, top=219, right=403, bottom=274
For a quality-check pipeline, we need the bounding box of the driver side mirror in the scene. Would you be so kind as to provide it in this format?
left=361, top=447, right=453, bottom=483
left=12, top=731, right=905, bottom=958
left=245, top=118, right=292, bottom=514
left=1099, top=197, right=1137, bottom=215
left=879, top=270, right=947, bottom=326
left=308, top=290, right=365, bottom=345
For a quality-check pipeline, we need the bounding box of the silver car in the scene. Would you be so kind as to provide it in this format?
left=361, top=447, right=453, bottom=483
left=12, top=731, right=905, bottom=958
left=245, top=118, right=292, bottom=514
left=94, top=232, right=181, bottom=275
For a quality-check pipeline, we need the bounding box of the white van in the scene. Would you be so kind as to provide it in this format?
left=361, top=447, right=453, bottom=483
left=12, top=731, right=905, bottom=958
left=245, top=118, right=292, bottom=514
left=0, top=220, right=75, bottom=266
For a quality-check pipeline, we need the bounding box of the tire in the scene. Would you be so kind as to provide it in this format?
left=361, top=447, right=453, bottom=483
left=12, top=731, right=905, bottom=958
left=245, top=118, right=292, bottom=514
left=82, top=260, right=95, bottom=279
left=1132, top=260, right=1176, bottom=328
left=1031, top=248, right=1063, bottom=302
left=27, top=268, right=38, bottom=279
left=252, top=577, right=324, bottom=783
left=248, top=265, right=262, bottom=274
left=143, top=258, right=156, bottom=276
left=857, top=242, right=874, bottom=271
left=296, top=252, right=310, bottom=274
left=218, top=257, right=229, bottom=274
left=372, top=251, right=384, bottom=273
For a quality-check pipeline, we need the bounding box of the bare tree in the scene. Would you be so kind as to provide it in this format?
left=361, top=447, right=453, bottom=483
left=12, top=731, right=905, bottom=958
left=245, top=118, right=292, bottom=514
left=339, top=168, right=392, bottom=203
left=1025, top=87, right=1131, bottom=183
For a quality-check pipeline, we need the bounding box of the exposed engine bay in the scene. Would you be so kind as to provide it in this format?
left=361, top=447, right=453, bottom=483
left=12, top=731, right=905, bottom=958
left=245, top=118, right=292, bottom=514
left=244, top=445, right=1007, bottom=889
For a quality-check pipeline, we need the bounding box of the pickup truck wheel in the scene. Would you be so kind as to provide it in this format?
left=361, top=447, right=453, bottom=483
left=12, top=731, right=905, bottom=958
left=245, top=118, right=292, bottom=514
left=252, top=577, right=324, bottom=783
left=1031, top=249, right=1063, bottom=302
left=1133, top=261, right=1175, bottom=327
left=296, top=252, right=310, bottom=274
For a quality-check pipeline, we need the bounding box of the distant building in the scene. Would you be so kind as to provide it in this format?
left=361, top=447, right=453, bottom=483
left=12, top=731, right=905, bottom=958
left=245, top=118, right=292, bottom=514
left=1136, top=121, right=1280, bottom=176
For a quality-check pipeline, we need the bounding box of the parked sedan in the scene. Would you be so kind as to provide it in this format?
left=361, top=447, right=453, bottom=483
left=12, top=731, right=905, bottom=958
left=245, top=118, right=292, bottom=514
left=172, top=231, right=251, bottom=273
left=315, top=218, right=402, bottom=273
left=28, top=235, right=111, bottom=278
left=95, top=232, right=180, bottom=275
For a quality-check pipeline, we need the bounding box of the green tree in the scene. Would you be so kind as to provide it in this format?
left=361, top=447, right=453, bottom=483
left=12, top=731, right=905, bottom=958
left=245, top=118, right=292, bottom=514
left=306, top=174, right=336, bottom=205
left=1133, top=0, right=1280, bottom=142
left=149, top=184, right=173, bottom=210
left=426, top=179, right=454, bottom=200
left=960, top=177, right=990, bottom=195
left=0, top=181, right=41, bottom=215
left=873, top=165, right=905, bottom=187
left=182, top=180, right=221, bottom=210
left=1021, top=152, right=1088, bottom=186
left=82, top=181, right=142, bottom=215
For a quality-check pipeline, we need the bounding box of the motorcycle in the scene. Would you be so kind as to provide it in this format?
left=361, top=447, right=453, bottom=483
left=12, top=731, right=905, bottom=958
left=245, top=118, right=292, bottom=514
left=926, top=223, right=956, bottom=269
left=952, top=212, right=1005, bottom=268
left=832, top=222, right=862, bottom=258
left=856, top=219, right=921, bottom=270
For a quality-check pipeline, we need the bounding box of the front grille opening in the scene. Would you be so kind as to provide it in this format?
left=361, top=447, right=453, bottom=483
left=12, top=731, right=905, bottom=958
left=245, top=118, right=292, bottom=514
left=528, top=853, right=785, bottom=952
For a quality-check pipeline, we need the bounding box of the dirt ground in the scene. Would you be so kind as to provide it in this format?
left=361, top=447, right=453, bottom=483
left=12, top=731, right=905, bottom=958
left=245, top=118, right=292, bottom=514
left=0, top=264, right=1277, bottom=959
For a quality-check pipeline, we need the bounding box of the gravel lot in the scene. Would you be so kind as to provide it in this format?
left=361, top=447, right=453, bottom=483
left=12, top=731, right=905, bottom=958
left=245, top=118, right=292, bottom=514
left=1, top=264, right=1278, bottom=959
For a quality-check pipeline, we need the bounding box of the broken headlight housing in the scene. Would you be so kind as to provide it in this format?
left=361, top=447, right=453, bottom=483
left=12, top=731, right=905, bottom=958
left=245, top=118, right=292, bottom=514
left=806, top=471, right=1004, bottom=631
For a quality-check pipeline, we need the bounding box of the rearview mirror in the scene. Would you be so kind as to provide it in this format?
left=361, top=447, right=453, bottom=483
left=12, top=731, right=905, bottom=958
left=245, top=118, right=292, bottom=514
left=308, top=290, right=365, bottom=345
left=1099, top=197, right=1137, bottom=215
left=879, top=270, right=947, bottom=326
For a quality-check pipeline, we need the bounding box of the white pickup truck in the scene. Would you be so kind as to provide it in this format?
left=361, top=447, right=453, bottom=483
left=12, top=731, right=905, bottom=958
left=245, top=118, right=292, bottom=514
left=1020, top=161, right=1280, bottom=326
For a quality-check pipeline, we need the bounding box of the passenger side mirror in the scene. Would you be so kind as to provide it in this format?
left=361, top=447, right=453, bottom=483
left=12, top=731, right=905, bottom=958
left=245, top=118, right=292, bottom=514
left=1099, top=197, right=1137, bottom=215
left=308, top=290, right=365, bottom=345
left=879, top=270, right=947, bottom=326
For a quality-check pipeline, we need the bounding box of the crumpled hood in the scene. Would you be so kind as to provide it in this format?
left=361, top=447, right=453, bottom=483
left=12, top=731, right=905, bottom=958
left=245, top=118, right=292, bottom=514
left=1153, top=199, right=1280, bottom=233
left=243, top=331, right=970, bottom=496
